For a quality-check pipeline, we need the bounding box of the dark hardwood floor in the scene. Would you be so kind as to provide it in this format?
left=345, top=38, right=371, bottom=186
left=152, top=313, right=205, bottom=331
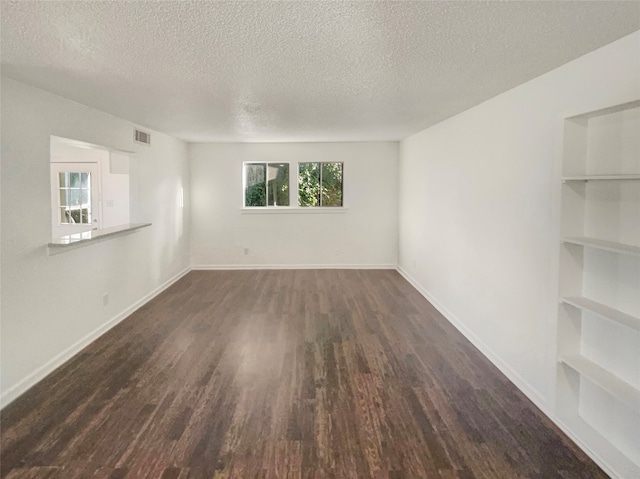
left=1, top=270, right=606, bottom=479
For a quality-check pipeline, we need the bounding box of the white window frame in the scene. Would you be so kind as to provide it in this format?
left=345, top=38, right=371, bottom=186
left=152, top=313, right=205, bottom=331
left=297, top=161, right=344, bottom=208
left=50, top=162, right=101, bottom=238
left=242, top=161, right=293, bottom=208
left=241, top=160, right=347, bottom=214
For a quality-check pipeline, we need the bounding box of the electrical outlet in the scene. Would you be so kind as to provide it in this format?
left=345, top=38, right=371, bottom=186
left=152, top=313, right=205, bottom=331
left=103, top=293, right=109, bottom=306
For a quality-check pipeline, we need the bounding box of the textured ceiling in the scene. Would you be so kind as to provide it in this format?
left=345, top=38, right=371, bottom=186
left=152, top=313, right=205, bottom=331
left=1, top=1, right=639, bottom=142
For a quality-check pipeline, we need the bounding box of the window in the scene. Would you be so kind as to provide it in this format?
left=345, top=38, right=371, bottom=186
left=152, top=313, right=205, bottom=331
left=50, top=162, right=100, bottom=238
left=244, top=163, right=290, bottom=207
left=298, top=162, right=343, bottom=207
left=242, top=161, right=344, bottom=209
left=58, top=171, right=93, bottom=224
left=50, top=136, right=131, bottom=240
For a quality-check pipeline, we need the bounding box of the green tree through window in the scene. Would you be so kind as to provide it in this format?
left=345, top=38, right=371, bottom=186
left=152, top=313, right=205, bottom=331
left=244, top=163, right=289, bottom=207
left=298, top=162, right=343, bottom=207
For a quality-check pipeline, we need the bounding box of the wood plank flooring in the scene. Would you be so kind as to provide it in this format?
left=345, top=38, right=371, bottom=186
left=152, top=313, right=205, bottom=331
left=1, top=270, right=607, bottom=478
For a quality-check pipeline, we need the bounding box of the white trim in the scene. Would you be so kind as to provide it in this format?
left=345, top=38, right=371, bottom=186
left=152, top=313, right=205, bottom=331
left=192, top=263, right=396, bottom=270
left=0, top=267, right=191, bottom=410
left=396, top=266, right=549, bottom=411
left=395, top=265, right=622, bottom=478
left=240, top=207, right=348, bottom=215
left=50, top=162, right=101, bottom=238
left=553, top=417, right=627, bottom=479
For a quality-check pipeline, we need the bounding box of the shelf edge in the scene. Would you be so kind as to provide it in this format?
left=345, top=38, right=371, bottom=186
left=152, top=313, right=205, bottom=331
left=562, top=174, right=640, bottom=182
left=559, top=355, right=640, bottom=415
left=556, top=415, right=640, bottom=479
left=562, top=237, right=640, bottom=257
left=561, top=297, right=640, bottom=331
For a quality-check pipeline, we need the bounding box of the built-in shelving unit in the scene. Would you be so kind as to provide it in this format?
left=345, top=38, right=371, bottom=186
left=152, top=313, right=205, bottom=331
left=562, top=237, right=640, bottom=257
left=560, top=355, right=640, bottom=415
left=557, top=100, right=640, bottom=478
left=559, top=416, right=640, bottom=479
left=561, top=297, right=640, bottom=332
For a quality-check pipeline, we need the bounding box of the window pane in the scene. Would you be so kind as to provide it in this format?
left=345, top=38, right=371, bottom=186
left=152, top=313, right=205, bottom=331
left=81, top=208, right=90, bottom=224
left=60, top=207, right=71, bottom=224
left=298, top=162, right=320, bottom=207
left=59, top=190, right=69, bottom=206
left=70, top=209, right=82, bottom=223
left=69, top=189, right=81, bottom=206
left=81, top=172, right=90, bottom=188
left=69, top=172, right=80, bottom=187
left=321, top=162, right=343, bottom=207
left=81, top=189, right=89, bottom=205
left=245, top=163, right=266, bottom=207
left=59, top=172, right=69, bottom=188
left=267, top=163, right=289, bottom=206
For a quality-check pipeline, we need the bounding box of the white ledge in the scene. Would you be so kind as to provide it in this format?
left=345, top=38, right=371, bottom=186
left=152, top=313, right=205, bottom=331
left=240, top=207, right=348, bottom=215
left=562, top=174, right=640, bottom=182
left=48, top=223, right=151, bottom=252
left=560, top=355, right=640, bottom=415
left=561, top=296, right=640, bottom=331
left=562, top=237, right=640, bottom=257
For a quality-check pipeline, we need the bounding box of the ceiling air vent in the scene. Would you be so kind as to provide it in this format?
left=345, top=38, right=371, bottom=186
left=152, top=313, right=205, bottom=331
left=134, top=128, right=151, bottom=145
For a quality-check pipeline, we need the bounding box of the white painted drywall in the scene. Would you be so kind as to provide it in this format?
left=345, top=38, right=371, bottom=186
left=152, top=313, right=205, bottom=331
left=190, top=142, right=398, bottom=268
left=398, top=29, right=639, bottom=455
left=100, top=152, right=131, bottom=229
left=0, top=77, right=191, bottom=406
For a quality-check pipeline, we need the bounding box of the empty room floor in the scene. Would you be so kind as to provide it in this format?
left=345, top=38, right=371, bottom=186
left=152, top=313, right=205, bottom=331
left=1, top=270, right=606, bottom=479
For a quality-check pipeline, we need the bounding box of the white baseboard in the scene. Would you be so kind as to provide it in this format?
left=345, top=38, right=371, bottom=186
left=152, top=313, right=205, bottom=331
left=552, top=417, right=623, bottom=479
left=396, top=266, right=549, bottom=413
left=0, top=266, right=191, bottom=410
left=395, top=266, right=631, bottom=477
left=192, top=263, right=397, bottom=270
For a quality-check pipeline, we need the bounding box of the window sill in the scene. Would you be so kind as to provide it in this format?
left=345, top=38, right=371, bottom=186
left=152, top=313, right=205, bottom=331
left=48, top=223, right=151, bottom=254
left=240, top=207, right=349, bottom=215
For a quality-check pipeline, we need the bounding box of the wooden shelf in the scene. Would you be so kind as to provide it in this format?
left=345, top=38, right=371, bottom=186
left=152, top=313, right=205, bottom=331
left=558, top=415, right=640, bottom=479
left=561, top=297, right=640, bottom=331
left=560, top=355, right=640, bottom=415
left=562, top=237, right=640, bottom=257
left=563, top=174, right=640, bottom=182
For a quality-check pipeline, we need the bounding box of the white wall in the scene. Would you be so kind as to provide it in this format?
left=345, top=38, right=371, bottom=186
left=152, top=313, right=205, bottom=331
left=190, top=142, right=398, bottom=268
left=100, top=151, right=131, bottom=229
left=0, top=77, right=191, bottom=407
left=398, top=31, right=640, bottom=410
